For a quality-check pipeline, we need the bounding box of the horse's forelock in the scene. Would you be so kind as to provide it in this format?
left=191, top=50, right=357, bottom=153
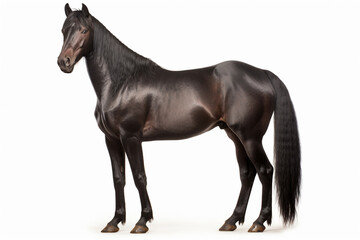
left=64, top=11, right=92, bottom=29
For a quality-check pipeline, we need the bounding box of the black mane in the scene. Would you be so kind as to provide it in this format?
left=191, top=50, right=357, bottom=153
left=90, top=16, right=158, bottom=91
left=66, top=11, right=158, bottom=92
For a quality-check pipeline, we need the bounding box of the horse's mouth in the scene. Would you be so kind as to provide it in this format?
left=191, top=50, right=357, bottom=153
left=59, top=64, right=74, bottom=73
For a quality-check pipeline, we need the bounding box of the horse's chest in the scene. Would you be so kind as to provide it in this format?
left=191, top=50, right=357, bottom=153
left=94, top=108, right=120, bottom=138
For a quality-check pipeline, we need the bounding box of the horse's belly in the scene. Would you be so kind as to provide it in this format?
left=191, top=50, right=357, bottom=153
left=142, top=105, right=218, bottom=141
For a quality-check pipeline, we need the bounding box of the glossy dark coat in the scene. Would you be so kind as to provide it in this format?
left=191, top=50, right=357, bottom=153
left=58, top=4, right=301, bottom=234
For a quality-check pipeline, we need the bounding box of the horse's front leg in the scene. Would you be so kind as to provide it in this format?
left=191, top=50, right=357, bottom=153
left=122, top=136, right=153, bottom=234
left=101, top=137, right=126, bottom=233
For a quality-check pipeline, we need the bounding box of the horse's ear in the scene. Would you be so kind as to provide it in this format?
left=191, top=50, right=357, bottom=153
left=82, top=3, right=90, bottom=18
left=65, top=3, right=72, bottom=17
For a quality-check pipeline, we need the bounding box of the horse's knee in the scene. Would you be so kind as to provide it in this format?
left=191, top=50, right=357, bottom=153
left=134, top=172, right=147, bottom=187
left=114, top=174, right=126, bottom=187
left=259, top=165, right=273, bottom=176
left=240, top=167, right=256, bottom=183
left=257, top=165, right=273, bottom=184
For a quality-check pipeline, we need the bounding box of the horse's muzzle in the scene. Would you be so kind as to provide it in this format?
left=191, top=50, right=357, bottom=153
left=57, top=56, right=74, bottom=73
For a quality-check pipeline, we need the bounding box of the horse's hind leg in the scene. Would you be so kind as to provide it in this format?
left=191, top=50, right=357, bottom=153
left=219, top=128, right=257, bottom=231
left=238, top=134, right=273, bottom=232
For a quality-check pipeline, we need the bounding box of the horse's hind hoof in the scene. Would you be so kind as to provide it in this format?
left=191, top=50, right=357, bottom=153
left=130, top=224, right=149, bottom=234
left=248, top=223, right=265, bottom=232
left=101, top=224, right=119, bottom=233
left=219, top=223, right=237, bottom=231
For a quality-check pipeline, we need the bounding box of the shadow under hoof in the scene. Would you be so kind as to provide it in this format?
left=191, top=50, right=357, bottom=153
left=248, top=223, right=265, bottom=232
left=130, top=224, right=149, bottom=234
left=219, top=223, right=237, bottom=231
left=101, top=224, right=119, bottom=233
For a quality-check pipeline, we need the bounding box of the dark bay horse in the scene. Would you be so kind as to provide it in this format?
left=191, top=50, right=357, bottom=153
left=58, top=4, right=301, bottom=234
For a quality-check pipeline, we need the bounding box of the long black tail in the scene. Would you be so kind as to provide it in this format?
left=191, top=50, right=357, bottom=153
left=266, top=70, right=301, bottom=225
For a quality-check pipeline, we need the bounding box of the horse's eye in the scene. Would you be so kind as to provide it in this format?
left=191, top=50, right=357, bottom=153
left=81, top=29, right=88, bottom=34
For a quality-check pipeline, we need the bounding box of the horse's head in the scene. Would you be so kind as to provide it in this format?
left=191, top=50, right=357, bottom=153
left=58, top=3, right=93, bottom=73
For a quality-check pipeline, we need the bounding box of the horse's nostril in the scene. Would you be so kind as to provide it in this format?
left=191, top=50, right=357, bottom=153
left=65, top=57, right=71, bottom=67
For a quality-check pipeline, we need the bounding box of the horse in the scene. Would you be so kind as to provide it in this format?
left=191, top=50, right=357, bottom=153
left=58, top=3, right=301, bottom=234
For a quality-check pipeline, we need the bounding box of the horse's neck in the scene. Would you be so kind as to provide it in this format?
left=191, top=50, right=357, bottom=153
left=84, top=20, right=132, bottom=102
left=85, top=18, right=155, bottom=103
left=85, top=52, right=114, bottom=102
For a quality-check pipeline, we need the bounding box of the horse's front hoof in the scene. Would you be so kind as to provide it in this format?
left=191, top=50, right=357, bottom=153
left=101, top=224, right=119, bottom=233
left=248, top=223, right=265, bottom=232
left=219, top=223, right=237, bottom=231
left=130, top=224, right=148, bottom=234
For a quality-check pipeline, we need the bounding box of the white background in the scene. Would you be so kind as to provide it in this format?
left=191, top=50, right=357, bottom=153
left=1, top=0, right=359, bottom=239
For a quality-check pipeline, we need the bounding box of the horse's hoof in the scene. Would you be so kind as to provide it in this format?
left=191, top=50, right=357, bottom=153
left=248, top=223, right=265, bottom=232
left=130, top=224, right=148, bottom=234
left=219, top=223, right=237, bottom=231
left=101, top=224, right=119, bottom=233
